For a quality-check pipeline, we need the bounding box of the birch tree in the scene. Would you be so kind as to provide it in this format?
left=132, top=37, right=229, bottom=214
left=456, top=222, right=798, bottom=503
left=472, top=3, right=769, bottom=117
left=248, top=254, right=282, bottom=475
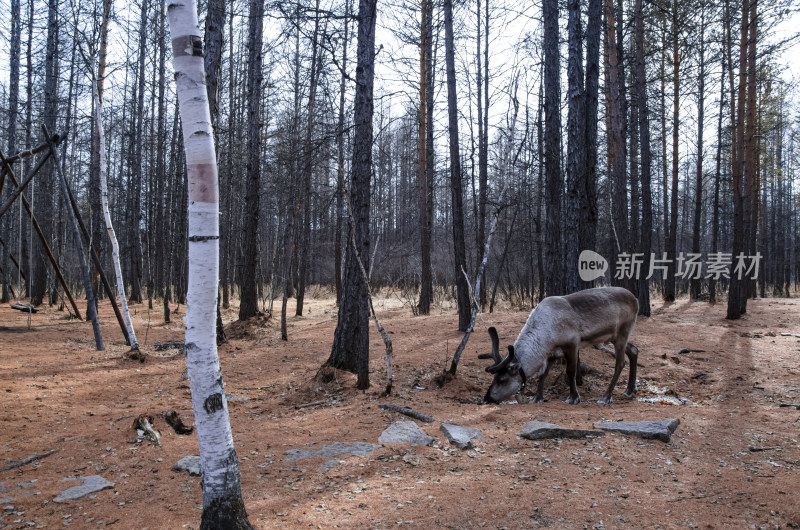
left=166, top=1, right=252, bottom=526
left=95, top=80, right=138, bottom=350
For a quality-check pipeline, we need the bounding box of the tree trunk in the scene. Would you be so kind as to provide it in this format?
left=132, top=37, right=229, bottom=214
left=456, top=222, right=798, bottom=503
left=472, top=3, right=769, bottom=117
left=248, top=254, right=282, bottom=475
left=128, top=0, right=148, bottom=305
left=417, top=0, right=433, bottom=315
left=580, top=0, right=602, bottom=281
left=297, top=3, right=323, bottom=317
left=334, top=0, right=351, bottom=305
left=424, top=0, right=435, bottom=308
left=691, top=8, right=706, bottom=300
left=660, top=20, right=669, bottom=289
left=709, top=43, right=725, bottom=304
left=31, top=0, right=59, bottom=307
left=327, top=0, right=377, bottom=390
left=664, top=0, right=680, bottom=302
left=606, top=0, right=629, bottom=291
left=745, top=0, right=758, bottom=302
left=443, top=0, right=471, bottom=331
left=238, top=0, right=265, bottom=321
left=543, top=0, right=563, bottom=297
left=204, top=0, right=225, bottom=339
left=94, top=76, right=138, bottom=349
left=166, top=2, right=253, bottom=527
left=536, top=84, right=545, bottom=303
left=633, top=0, right=652, bottom=315
left=1, top=0, right=22, bottom=303
left=727, top=0, right=748, bottom=319
left=476, top=0, right=490, bottom=309
left=87, top=0, right=112, bottom=308
left=564, top=0, right=585, bottom=295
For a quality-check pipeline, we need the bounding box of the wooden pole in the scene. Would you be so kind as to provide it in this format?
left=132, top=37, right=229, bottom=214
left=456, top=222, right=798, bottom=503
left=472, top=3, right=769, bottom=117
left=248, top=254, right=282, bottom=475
left=0, top=142, right=82, bottom=319
left=0, top=236, right=27, bottom=283
left=55, top=137, right=132, bottom=346
left=0, top=137, right=59, bottom=166
left=43, top=125, right=104, bottom=350
left=0, top=146, right=55, bottom=219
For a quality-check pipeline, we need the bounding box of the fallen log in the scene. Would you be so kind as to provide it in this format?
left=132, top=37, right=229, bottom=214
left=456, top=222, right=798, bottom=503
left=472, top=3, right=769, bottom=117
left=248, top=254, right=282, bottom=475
left=0, top=449, right=59, bottom=472
left=164, top=410, right=194, bottom=435
left=378, top=404, right=435, bottom=423
left=10, top=303, right=37, bottom=313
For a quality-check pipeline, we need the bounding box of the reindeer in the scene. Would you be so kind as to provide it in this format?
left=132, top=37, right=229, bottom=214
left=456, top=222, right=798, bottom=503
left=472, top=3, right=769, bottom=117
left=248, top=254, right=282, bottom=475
left=481, top=286, right=639, bottom=405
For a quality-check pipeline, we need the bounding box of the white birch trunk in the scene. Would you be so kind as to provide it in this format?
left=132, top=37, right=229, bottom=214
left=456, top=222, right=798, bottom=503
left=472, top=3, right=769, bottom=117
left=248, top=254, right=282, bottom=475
left=165, top=1, right=251, bottom=527
left=94, top=81, right=138, bottom=351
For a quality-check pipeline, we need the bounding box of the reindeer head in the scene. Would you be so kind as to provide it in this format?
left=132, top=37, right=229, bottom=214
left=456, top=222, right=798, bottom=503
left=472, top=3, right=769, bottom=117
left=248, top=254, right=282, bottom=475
left=481, top=327, right=526, bottom=403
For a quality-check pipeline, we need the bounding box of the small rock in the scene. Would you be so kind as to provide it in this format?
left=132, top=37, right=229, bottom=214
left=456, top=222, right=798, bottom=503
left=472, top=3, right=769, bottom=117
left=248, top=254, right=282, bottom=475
left=593, top=419, right=680, bottom=443
left=172, top=456, right=202, bottom=476
left=517, top=421, right=605, bottom=441
left=440, top=424, right=485, bottom=450
left=53, top=476, right=114, bottom=503
left=378, top=421, right=435, bottom=446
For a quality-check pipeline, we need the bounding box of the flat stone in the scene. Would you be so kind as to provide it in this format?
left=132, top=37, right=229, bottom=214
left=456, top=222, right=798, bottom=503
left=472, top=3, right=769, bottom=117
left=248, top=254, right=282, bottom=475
left=53, top=476, right=114, bottom=503
left=172, top=456, right=202, bottom=476
left=517, top=421, right=605, bottom=441
left=440, top=424, right=485, bottom=450
left=284, top=442, right=380, bottom=470
left=378, top=421, right=435, bottom=446
left=593, top=418, right=680, bottom=442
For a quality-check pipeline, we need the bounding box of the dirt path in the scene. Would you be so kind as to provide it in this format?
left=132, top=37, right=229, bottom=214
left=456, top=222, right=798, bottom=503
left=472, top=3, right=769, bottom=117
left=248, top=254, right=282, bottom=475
left=1, top=295, right=799, bottom=528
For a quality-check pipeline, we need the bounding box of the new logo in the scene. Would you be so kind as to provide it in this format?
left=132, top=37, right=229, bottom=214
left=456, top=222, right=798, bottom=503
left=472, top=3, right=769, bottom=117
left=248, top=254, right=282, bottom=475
left=578, top=250, right=608, bottom=282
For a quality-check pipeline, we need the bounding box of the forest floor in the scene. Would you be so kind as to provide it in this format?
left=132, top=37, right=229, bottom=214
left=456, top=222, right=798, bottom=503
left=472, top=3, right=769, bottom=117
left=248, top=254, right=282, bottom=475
left=1, top=290, right=800, bottom=529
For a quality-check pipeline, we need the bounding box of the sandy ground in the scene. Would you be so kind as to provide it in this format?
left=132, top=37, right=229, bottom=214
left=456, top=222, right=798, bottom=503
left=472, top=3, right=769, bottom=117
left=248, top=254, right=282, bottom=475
left=1, top=291, right=799, bottom=529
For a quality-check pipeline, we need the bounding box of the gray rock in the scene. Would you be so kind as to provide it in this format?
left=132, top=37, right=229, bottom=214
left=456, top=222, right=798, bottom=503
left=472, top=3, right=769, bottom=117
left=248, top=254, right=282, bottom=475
left=53, top=476, right=114, bottom=503
left=440, top=424, right=485, bottom=450
left=284, top=442, right=380, bottom=470
left=172, top=456, right=202, bottom=476
left=517, top=421, right=605, bottom=441
left=378, top=421, right=435, bottom=446
left=593, top=418, right=680, bottom=442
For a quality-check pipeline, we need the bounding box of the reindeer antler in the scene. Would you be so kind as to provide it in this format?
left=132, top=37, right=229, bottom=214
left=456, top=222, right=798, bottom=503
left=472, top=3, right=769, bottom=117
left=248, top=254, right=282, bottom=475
left=478, top=327, right=502, bottom=363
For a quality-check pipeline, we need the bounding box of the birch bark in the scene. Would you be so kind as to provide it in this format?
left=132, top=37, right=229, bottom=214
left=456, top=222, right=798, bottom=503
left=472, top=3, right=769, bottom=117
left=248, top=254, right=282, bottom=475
left=166, top=1, right=252, bottom=526
left=95, top=81, right=138, bottom=350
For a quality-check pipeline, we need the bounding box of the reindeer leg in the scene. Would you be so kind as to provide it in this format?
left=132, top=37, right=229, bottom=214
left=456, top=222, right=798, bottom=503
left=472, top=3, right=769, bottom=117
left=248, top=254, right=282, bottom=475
left=533, top=360, right=551, bottom=403
left=564, top=344, right=581, bottom=405
left=622, top=343, right=639, bottom=398
left=575, top=350, right=584, bottom=386
left=599, top=338, right=629, bottom=404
